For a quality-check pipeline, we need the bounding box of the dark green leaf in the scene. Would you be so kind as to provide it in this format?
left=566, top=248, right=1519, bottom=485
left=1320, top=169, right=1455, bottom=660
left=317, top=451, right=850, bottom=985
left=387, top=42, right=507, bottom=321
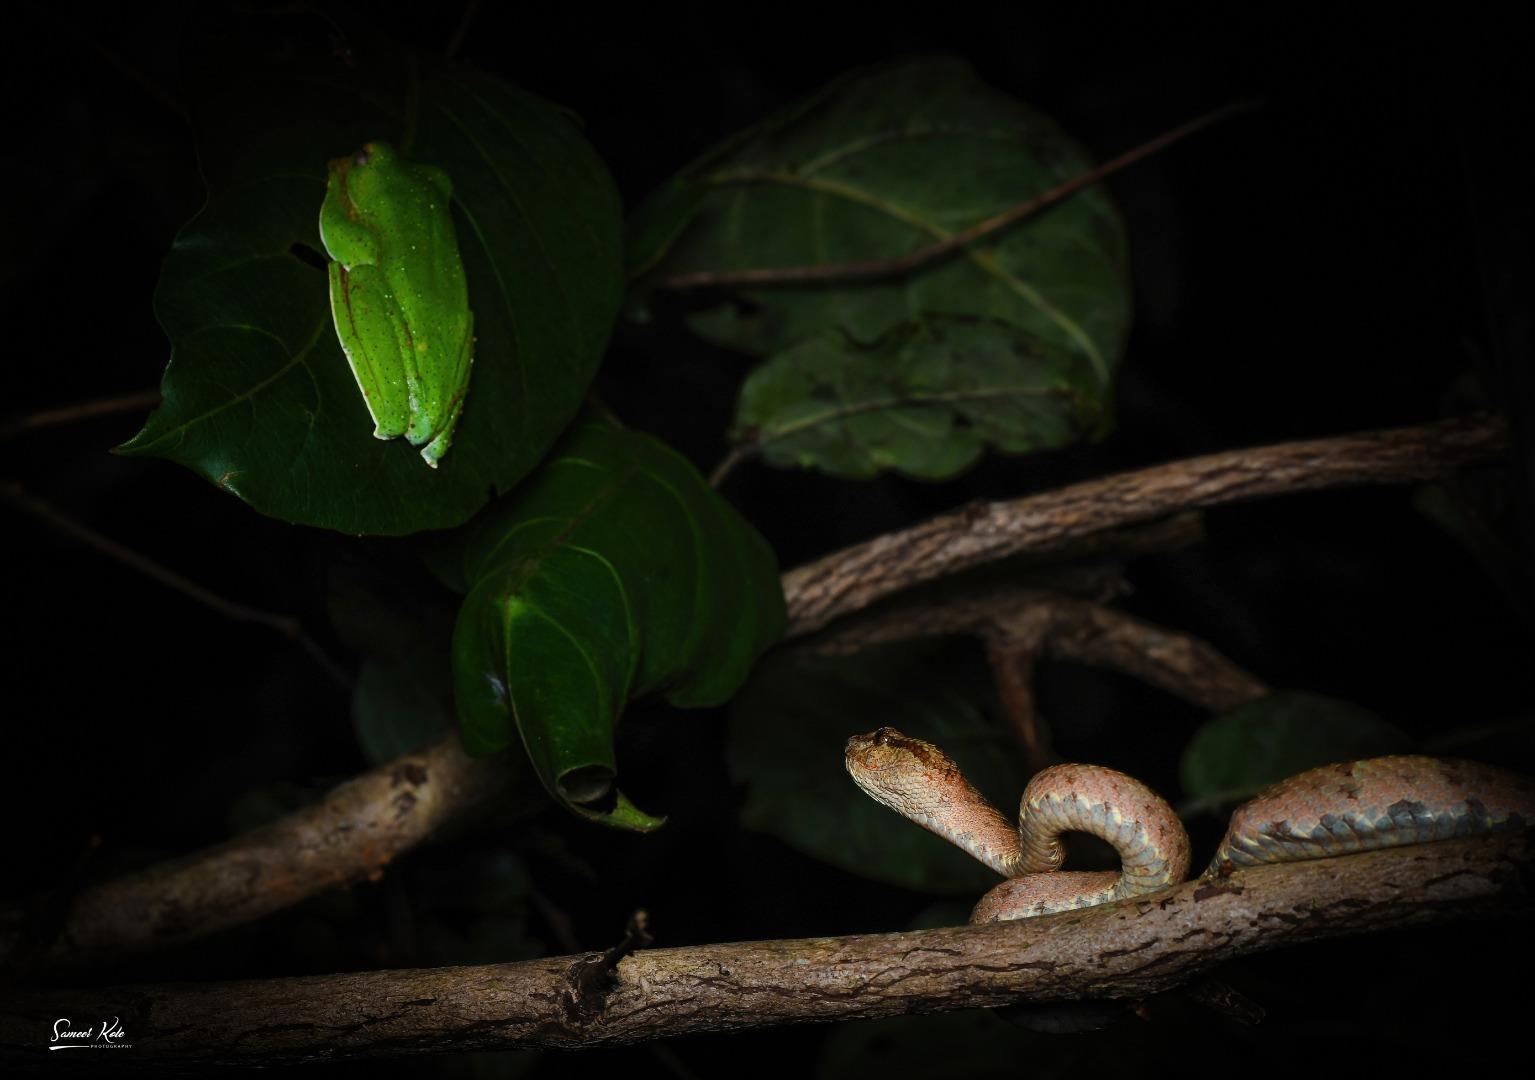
left=728, top=640, right=1025, bottom=894
left=121, top=25, right=622, bottom=534
left=734, top=316, right=1106, bottom=479
left=630, top=55, right=1130, bottom=387
left=1179, top=690, right=1414, bottom=812
left=326, top=557, right=458, bottom=763
left=449, top=421, right=785, bottom=829
left=352, top=658, right=454, bottom=765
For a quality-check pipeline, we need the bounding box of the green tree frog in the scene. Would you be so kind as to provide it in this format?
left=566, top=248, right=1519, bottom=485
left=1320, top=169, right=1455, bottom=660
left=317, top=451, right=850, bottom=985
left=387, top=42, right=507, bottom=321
left=318, top=142, right=474, bottom=468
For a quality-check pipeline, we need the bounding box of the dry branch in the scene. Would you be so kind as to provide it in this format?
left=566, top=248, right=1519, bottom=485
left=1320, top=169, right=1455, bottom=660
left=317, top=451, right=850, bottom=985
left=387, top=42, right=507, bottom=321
left=811, top=582, right=1268, bottom=769
left=782, top=412, right=1509, bottom=637
left=808, top=584, right=1269, bottom=713
left=25, top=740, right=510, bottom=969
left=2, top=835, right=1528, bottom=1069
left=0, top=389, right=159, bottom=439
left=1040, top=596, right=1270, bottom=710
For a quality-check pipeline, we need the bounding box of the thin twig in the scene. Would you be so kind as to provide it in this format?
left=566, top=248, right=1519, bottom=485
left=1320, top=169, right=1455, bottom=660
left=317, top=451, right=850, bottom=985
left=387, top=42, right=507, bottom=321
left=660, top=100, right=1257, bottom=291
left=709, top=444, right=751, bottom=488
left=567, top=911, right=654, bottom=1022
left=0, top=390, right=160, bottom=439
left=86, top=39, right=187, bottom=120
left=1, top=483, right=351, bottom=690
left=444, top=0, right=482, bottom=61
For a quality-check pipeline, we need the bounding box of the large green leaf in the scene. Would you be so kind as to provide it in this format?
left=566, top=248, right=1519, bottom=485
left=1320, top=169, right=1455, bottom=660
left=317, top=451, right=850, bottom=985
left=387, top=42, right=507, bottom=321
left=629, top=54, right=1130, bottom=386
left=734, top=316, right=1107, bottom=479
left=728, top=640, right=1027, bottom=894
left=120, top=23, right=622, bottom=534
left=1179, top=690, right=1414, bottom=814
left=448, top=420, right=785, bottom=829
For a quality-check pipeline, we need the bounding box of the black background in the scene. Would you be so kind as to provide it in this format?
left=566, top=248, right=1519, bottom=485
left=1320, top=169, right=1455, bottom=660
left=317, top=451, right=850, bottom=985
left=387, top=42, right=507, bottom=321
left=4, top=4, right=1532, bottom=1076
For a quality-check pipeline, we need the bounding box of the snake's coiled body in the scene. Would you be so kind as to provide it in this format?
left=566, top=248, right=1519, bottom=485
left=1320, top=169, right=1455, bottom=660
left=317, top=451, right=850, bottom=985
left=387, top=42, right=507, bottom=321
left=844, top=728, right=1535, bottom=923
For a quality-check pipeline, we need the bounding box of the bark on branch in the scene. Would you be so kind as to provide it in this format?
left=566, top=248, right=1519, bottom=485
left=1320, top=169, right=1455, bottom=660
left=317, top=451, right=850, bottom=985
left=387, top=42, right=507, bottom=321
left=18, top=740, right=510, bottom=970
left=783, top=412, right=1509, bottom=636
left=808, top=584, right=1270, bottom=713
left=2, top=835, right=1528, bottom=1070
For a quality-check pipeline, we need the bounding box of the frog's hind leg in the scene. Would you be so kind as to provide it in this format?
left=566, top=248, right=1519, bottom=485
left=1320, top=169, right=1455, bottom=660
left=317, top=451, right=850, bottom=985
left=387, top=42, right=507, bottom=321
left=417, top=314, right=474, bottom=468
left=328, top=262, right=416, bottom=441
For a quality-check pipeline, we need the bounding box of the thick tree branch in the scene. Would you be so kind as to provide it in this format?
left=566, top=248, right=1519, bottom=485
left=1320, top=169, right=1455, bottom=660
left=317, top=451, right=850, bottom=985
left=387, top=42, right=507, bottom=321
left=782, top=413, right=1509, bottom=637
left=2, top=835, right=1527, bottom=1069
left=17, top=740, right=511, bottom=970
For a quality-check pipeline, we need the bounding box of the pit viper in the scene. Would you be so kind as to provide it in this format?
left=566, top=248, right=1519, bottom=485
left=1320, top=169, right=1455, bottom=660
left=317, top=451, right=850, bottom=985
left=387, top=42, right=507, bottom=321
left=844, top=727, right=1534, bottom=922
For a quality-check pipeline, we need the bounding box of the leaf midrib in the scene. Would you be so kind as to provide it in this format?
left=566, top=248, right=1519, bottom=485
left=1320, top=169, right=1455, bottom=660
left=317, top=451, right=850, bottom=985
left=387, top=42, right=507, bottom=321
left=748, top=381, right=1075, bottom=449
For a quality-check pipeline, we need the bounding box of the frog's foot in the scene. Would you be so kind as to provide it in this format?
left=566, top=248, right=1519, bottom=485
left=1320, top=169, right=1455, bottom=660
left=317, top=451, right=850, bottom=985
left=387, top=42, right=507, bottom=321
left=416, top=328, right=474, bottom=468
left=417, top=390, right=467, bottom=468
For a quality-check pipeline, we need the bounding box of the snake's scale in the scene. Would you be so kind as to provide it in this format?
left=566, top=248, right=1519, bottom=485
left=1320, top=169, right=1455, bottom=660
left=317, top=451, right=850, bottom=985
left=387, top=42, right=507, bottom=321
left=844, top=727, right=1535, bottom=923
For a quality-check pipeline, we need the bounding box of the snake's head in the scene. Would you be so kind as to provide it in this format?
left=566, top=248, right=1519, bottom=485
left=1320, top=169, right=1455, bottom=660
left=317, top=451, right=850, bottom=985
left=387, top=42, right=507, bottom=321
left=846, top=728, right=1025, bottom=878
left=844, top=726, right=931, bottom=772
left=844, top=728, right=965, bottom=815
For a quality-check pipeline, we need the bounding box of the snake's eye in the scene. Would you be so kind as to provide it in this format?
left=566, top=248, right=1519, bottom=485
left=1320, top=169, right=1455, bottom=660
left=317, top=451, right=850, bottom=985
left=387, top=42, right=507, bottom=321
left=873, top=727, right=893, bottom=745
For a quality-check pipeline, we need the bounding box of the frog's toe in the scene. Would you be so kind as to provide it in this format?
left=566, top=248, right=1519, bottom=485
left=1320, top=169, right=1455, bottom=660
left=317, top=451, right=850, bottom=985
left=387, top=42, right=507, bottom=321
left=418, top=425, right=453, bottom=468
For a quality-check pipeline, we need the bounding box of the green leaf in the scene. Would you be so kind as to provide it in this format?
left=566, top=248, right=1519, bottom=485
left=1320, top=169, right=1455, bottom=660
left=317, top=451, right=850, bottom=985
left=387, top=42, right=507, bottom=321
left=630, top=54, right=1130, bottom=387
left=352, top=658, right=454, bottom=766
left=1179, top=690, right=1415, bottom=813
left=120, top=25, right=623, bottom=535
left=326, top=556, right=458, bottom=763
left=734, top=316, right=1107, bottom=479
left=728, top=640, right=1026, bottom=894
left=449, top=420, right=785, bottom=829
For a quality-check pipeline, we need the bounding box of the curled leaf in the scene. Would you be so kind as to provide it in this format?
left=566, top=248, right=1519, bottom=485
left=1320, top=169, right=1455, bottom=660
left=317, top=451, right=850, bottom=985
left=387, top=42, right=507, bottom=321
left=451, top=421, right=785, bottom=829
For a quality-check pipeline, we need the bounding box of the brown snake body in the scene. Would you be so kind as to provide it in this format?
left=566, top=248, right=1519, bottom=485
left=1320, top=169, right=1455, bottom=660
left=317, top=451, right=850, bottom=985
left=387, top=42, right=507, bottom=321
left=844, top=727, right=1535, bottom=923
